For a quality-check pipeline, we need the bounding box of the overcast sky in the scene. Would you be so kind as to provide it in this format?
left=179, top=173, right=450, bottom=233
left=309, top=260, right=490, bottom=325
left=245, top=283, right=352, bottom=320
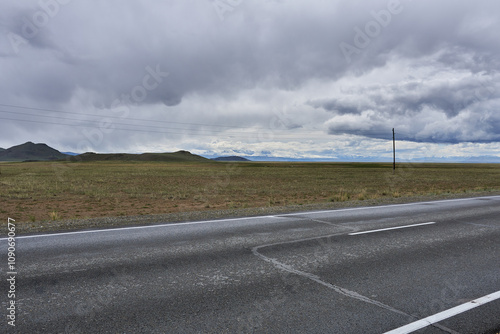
left=1, top=0, right=499, bottom=160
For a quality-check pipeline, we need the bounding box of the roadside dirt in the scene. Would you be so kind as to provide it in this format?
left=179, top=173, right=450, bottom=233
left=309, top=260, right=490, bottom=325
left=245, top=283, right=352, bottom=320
left=5, top=191, right=500, bottom=235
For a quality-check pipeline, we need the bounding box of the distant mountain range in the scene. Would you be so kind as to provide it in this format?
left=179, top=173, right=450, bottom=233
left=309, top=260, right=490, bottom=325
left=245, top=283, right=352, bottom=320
left=1, top=142, right=499, bottom=163
left=70, top=151, right=209, bottom=162
left=0, top=142, right=226, bottom=163
left=236, top=155, right=500, bottom=163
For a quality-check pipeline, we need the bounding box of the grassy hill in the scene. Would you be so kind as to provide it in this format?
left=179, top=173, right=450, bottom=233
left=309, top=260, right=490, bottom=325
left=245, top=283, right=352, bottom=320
left=0, top=142, right=68, bottom=162
left=70, top=150, right=209, bottom=162
left=0, top=142, right=210, bottom=163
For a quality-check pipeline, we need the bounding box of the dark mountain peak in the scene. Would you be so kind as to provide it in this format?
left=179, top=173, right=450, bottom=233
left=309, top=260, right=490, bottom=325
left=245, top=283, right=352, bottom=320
left=11, top=141, right=54, bottom=151
left=13, top=141, right=35, bottom=148
left=0, top=142, right=68, bottom=162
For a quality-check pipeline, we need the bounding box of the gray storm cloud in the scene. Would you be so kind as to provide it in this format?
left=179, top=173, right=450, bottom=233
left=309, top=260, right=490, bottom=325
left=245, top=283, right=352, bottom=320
left=0, top=0, right=499, bottom=153
left=315, top=72, right=500, bottom=143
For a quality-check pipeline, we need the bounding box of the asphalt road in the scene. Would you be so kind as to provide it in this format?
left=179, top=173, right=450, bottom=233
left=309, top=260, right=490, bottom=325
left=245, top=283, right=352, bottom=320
left=1, top=196, right=499, bottom=333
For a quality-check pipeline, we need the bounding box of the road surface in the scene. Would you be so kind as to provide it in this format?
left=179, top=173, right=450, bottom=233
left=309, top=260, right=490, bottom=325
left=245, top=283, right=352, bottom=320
left=1, top=196, right=500, bottom=333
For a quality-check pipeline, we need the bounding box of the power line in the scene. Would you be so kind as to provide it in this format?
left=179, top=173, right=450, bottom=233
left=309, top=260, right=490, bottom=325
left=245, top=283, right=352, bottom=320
left=0, top=103, right=261, bottom=130
left=0, top=109, right=231, bottom=134
left=0, top=115, right=328, bottom=141
left=0, top=103, right=326, bottom=139
left=0, top=116, right=249, bottom=138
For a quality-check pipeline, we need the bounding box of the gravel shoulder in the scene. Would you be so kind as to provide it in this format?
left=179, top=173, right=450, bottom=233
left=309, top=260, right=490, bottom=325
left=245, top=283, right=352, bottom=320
left=6, top=190, right=500, bottom=235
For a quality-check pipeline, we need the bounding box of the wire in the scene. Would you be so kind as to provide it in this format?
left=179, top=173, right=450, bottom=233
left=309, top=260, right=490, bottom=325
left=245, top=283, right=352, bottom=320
left=0, top=103, right=327, bottom=140
left=0, top=102, right=324, bottom=135
left=0, top=109, right=230, bottom=134
left=0, top=116, right=254, bottom=138
left=0, top=116, right=329, bottom=142
left=0, top=103, right=251, bottom=130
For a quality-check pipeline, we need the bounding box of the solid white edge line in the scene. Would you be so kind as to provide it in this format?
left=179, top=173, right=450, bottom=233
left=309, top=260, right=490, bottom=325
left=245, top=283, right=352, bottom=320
left=277, top=195, right=500, bottom=217
left=0, top=215, right=279, bottom=240
left=384, top=290, right=500, bottom=334
left=348, top=222, right=436, bottom=236
left=2, top=195, right=499, bottom=240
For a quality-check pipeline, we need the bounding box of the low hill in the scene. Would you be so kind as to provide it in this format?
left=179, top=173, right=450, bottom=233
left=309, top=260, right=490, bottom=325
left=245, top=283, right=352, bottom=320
left=0, top=142, right=68, bottom=162
left=71, top=150, right=209, bottom=162
left=212, top=156, right=250, bottom=162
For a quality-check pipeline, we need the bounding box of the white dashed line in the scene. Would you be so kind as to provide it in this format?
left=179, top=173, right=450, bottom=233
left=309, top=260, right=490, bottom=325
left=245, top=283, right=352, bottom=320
left=348, top=222, right=436, bottom=236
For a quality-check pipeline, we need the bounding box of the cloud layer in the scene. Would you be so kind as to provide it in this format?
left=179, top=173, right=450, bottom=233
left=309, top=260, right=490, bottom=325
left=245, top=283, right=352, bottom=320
left=0, top=0, right=499, bottom=159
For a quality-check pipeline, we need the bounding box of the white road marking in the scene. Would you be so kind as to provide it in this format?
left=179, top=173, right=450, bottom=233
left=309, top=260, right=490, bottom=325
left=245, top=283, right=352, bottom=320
left=2, top=195, right=498, bottom=240
left=384, top=290, right=500, bottom=334
left=0, top=215, right=280, bottom=240
left=278, top=195, right=500, bottom=217
left=348, top=222, right=436, bottom=236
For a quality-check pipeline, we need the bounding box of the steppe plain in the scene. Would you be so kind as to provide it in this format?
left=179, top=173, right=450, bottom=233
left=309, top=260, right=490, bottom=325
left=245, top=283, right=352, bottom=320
left=1, top=160, right=499, bottom=233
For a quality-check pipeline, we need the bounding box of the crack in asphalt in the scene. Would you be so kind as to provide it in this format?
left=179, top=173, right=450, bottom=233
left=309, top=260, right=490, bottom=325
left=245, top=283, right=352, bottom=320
left=251, top=216, right=459, bottom=334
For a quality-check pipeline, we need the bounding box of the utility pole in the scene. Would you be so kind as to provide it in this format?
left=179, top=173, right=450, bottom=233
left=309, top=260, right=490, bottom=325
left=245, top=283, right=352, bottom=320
left=392, top=128, right=396, bottom=173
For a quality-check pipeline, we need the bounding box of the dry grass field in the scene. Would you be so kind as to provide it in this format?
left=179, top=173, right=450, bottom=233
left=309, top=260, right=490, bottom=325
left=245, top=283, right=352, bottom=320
left=1, top=160, right=499, bottom=223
